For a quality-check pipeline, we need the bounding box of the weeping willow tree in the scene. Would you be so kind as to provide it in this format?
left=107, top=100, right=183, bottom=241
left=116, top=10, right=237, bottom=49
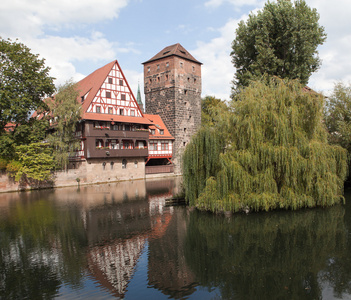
left=183, top=78, right=348, bottom=212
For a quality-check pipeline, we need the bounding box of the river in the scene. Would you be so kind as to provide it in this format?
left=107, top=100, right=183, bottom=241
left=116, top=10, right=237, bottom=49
left=1, top=177, right=351, bottom=299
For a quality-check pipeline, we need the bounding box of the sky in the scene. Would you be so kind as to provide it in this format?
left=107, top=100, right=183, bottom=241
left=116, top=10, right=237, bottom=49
left=1, top=0, right=351, bottom=103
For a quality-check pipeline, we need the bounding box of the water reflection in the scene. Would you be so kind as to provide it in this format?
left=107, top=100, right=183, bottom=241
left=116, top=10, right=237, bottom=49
left=1, top=180, right=351, bottom=299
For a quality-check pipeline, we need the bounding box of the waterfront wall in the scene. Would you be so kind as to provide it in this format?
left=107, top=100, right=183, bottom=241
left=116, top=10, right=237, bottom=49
left=0, top=157, right=173, bottom=193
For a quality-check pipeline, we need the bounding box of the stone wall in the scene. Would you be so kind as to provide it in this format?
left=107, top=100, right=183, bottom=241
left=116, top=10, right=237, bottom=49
left=0, top=157, right=147, bottom=193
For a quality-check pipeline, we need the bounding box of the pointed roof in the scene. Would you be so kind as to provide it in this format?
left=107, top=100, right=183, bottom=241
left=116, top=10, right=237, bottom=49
left=136, top=83, right=143, bottom=106
left=142, top=43, right=202, bottom=65
left=144, top=114, right=174, bottom=140
left=76, top=60, right=151, bottom=125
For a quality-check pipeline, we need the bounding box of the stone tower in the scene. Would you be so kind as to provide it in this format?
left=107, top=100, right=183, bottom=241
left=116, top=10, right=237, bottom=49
left=143, top=43, right=202, bottom=174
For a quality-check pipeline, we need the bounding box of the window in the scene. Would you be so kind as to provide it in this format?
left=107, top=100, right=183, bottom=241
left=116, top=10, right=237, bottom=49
left=96, top=106, right=101, bottom=113
left=149, top=79, right=152, bottom=84
left=147, top=67, right=150, bottom=73
left=166, top=62, right=169, bottom=67
left=192, top=66, right=195, bottom=72
left=166, top=74, right=169, bottom=81
left=102, top=162, right=106, bottom=170
left=119, top=79, right=123, bottom=86
left=161, top=142, right=168, bottom=150
left=180, top=61, right=183, bottom=68
left=149, top=141, right=158, bottom=150
left=108, top=107, right=113, bottom=114
left=106, top=91, right=111, bottom=98
left=157, top=64, right=160, bottom=70
left=151, top=129, right=155, bottom=135
left=121, top=94, right=126, bottom=100
left=120, top=109, right=124, bottom=116
left=159, top=129, right=164, bottom=135
left=108, top=77, right=113, bottom=84
left=110, top=162, right=114, bottom=170
left=122, top=159, right=127, bottom=169
left=134, top=161, right=138, bottom=169
left=131, top=110, right=135, bottom=116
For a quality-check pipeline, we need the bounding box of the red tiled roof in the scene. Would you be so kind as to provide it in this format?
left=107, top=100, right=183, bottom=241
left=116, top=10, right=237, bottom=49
left=144, top=114, right=174, bottom=140
left=84, top=113, right=153, bottom=125
left=142, top=43, right=202, bottom=65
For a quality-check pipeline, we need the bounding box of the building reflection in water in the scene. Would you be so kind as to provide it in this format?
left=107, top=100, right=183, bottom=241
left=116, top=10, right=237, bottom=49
left=79, top=177, right=191, bottom=298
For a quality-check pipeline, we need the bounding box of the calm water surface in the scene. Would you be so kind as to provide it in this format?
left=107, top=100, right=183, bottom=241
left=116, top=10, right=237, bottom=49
left=1, top=177, right=351, bottom=299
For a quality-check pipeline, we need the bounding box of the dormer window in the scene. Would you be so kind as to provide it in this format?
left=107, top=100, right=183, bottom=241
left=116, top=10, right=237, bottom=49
left=160, top=129, right=164, bottom=135
left=151, top=129, right=155, bottom=135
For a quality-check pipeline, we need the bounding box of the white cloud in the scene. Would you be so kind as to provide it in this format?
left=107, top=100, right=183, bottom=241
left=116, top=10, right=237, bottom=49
left=205, top=0, right=264, bottom=9
left=0, top=0, right=129, bottom=38
left=192, top=17, right=247, bottom=100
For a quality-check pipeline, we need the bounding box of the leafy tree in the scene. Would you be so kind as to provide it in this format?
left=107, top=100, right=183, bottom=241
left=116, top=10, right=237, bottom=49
left=14, top=142, right=55, bottom=183
left=183, top=78, right=347, bottom=212
left=231, top=0, right=326, bottom=92
left=325, top=82, right=351, bottom=152
left=47, top=80, right=81, bottom=171
left=201, top=96, right=229, bottom=127
left=0, top=38, right=55, bottom=133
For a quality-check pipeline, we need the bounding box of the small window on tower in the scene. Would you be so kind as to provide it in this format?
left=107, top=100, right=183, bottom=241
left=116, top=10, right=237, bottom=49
left=166, top=74, right=169, bottom=81
left=166, top=62, right=169, bottom=67
left=192, top=66, right=195, bottom=72
left=119, top=79, right=123, bottom=86
left=157, top=64, right=160, bottom=70
left=121, top=94, right=126, bottom=100
left=106, top=91, right=111, bottom=98
left=96, top=106, right=101, bottom=113
left=108, top=77, right=113, bottom=84
left=180, top=62, right=183, bottom=68
left=147, top=67, right=150, bottom=73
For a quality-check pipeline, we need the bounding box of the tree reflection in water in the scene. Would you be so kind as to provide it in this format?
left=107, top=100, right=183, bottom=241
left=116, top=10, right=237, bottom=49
left=184, top=204, right=348, bottom=300
left=2, top=182, right=351, bottom=299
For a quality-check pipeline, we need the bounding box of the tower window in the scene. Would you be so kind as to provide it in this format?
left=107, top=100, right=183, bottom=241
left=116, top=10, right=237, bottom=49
left=166, top=74, right=169, bottom=81
left=147, top=67, right=150, bottom=73
left=157, top=64, right=160, bottom=70
left=110, top=162, right=114, bottom=170
left=166, top=62, right=169, bottom=67
left=184, top=90, right=188, bottom=95
left=180, top=62, right=183, bottom=68
left=192, top=66, right=195, bottom=72
left=122, top=159, right=127, bottom=169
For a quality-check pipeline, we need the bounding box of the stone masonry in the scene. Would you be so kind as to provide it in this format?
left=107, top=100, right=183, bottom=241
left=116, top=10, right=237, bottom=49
left=143, top=44, right=202, bottom=174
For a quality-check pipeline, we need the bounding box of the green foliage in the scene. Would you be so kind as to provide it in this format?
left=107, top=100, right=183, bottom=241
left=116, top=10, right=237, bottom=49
left=0, top=38, right=55, bottom=133
left=0, top=158, right=7, bottom=170
left=47, top=80, right=81, bottom=170
left=325, top=82, right=351, bottom=152
left=201, top=96, right=229, bottom=127
left=183, top=79, right=348, bottom=212
left=231, top=0, right=326, bottom=92
left=14, top=142, right=55, bottom=182
left=6, top=160, right=22, bottom=176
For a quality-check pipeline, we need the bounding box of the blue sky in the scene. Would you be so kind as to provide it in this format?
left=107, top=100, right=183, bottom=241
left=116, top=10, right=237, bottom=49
left=1, top=0, right=351, bottom=103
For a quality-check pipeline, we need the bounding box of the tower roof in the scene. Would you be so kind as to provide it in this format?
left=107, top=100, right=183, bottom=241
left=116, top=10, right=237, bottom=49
left=142, top=43, right=202, bottom=65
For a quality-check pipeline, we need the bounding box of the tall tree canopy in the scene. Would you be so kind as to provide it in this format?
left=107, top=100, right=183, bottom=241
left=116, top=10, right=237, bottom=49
left=47, top=80, right=81, bottom=171
left=0, top=38, right=55, bottom=132
left=231, top=0, right=326, bottom=92
left=183, top=79, right=347, bottom=213
left=325, top=82, right=351, bottom=152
